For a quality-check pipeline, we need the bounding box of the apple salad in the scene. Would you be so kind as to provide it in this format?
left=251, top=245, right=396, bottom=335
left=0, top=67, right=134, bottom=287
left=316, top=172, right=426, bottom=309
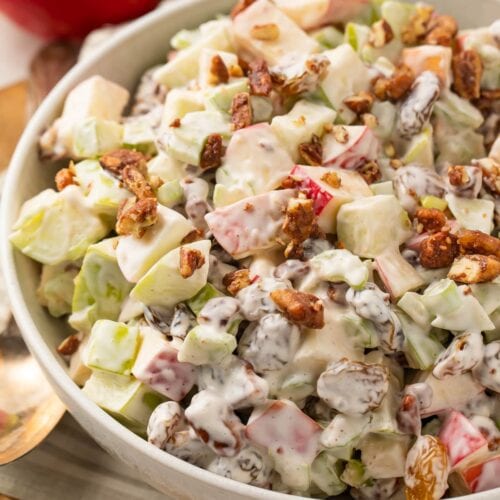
left=9, top=0, right=500, bottom=498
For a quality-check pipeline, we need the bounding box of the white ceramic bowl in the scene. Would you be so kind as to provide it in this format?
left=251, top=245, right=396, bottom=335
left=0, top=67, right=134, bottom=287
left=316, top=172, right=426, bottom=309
left=2, top=0, right=500, bottom=498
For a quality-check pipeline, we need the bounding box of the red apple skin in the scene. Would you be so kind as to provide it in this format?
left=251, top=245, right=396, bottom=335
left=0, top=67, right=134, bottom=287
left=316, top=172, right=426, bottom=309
left=439, top=411, right=489, bottom=469
left=0, top=0, right=159, bottom=39
left=461, top=455, right=500, bottom=493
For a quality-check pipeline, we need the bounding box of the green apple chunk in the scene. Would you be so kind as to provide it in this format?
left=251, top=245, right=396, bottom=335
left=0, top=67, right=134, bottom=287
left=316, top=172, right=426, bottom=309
left=122, top=118, right=157, bottom=155
left=82, top=370, right=165, bottom=435
left=131, top=240, right=211, bottom=308
left=204, top=79, right=249, bottom=114
left=398, top=291, right=433, bottom=328
left=147, top=152, right=188, bottom=183
left=73, top=159, right=131, bottom=217
left=310, top=452, right=347, bottom=497
left=160, top=89, right=205, bottom=132
left=72, top=117, right=123, bottom=158
left=336, top=195, right=412, bottom=258
left=116, top=205, right=193, bottom=283
left=10, top=186, right=109, bottom=265
left=159, top=111, right=231, bottom=166
left=198, top=48, right=238, bottom=88
left=360, top=433, right=410, bottom=479
left=70, top=238, right=133, bottom=333
left=186, top=283, right=224, bottom=316
left=445, top=194, right=494, bottom=234
left=156, top=180, right=184, bottom=208
left=402, top=125, right=434, bottom=168
left=37, top=262, right=79, bottom=317
left=177, top=325, right=237, bottom=365
left=471, top=278, right=500, bottom=315
left=86, top=319, right=141, bottom=375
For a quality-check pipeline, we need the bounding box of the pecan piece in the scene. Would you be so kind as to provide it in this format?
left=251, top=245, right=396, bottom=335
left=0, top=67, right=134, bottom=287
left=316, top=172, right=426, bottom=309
left=321, top=171, right=342, bottom=189
left=116, top=197, right=158, bottom=238
left=298, top=134, right=322, bottom=166
left=209, top=54, right=229, bottom=85
left=250, top=23, right=280, bottom=41
left=99, top=149, right=148, bottom=176
left=373, top=64, right=414, bottom=102
left=122, top=165, right=155, bottom=199
left=282, top=197, right=316, bottom=258
left=343, top=91, right=374, bottom=115
left=452, top=49, right=483, bottom=100
left=55, top=167, right=75, bottom=191
left=414, top=207, right=446, bottom=233
left=223, top=269, right=252, bottom=296
left=200, top=134, right=225, bottom=170
left=357, top=161, right=381, bottom=184
left=57, top=333, right=81, bottom=356
left=331, top=125, right=349, bottom=143
left=248, top=59, right=272, bottom=96
left=448, top=165, right=470, bottom=186
left=230, top=92, right=253, bottom=130
left=179, top=247, right=206, bottom=279
left=401, top=5, right=434, bottom=45
left=230, top=0, right=256, bottom=18
left=181, top=228, right=204, bottom=244
left=369, top=19, right=394, bottom=48
left=425, top=14, right=458, bottom=46
left=457, top=229, right=500, bottom=259
left=475, top=158, right=500, bottom=195
left=419, top=231, right=459, bottom=268
left=448, top=255, right=500, bottom=284
left=270, top=288, right=324, bottom=329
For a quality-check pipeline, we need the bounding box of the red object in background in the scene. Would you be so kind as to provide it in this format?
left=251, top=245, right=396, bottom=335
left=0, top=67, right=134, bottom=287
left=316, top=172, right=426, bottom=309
left=0, top=0, right=160, bottom=39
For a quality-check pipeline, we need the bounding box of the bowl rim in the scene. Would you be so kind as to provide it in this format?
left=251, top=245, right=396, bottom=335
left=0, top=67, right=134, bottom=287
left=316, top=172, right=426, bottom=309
left=1, top=1, right=498, bottom=499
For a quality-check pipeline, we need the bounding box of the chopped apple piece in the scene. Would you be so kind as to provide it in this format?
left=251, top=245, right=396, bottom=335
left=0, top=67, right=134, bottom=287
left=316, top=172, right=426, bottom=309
left=72, top=117, right=123, bottom=159
left=160, top=88, right=205, bottom=132
left=402, top=45, right=453, bottom=87
left=450, top=455, right=500, bottom=494
left=360, top=433, right=410, bottom=479
left=198, top=49, right=238, bottom=88
left=445, top=194, right=495, bottom=234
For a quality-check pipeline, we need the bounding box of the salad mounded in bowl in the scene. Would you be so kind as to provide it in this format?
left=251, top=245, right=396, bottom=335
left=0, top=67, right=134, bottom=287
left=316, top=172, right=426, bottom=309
left=10, top=0, right=500, bottom=498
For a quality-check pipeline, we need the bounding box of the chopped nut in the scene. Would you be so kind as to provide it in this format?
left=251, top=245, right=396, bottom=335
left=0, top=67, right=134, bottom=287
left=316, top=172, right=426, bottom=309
left=228, top=64, right=244, bottom=78
left=425, top=14, right=458, bottom=46
left=332, top=125, right=349, bottom=143
left=116, top=197, right=158, bottom=238
left=369, top=19, right=394, bottom=48
left=390, top=158, right=403, bottom=169
left=230, top=92, right=253, bottom=130
left=448, top=165, right=470, bottom=186
left=448, top=255, right=500, bottom=284
left=270, top=288, right=324, bottom=329
left=280, top=175, right=300, bottom=189
left=282, top=197, right=316, bottom=246
left=321, top=171, right=342, bottom=189
left=181, top=228, right=204, bottom=244
left=373, top=64, right=414, bottom=102
left=419, top=231, right=459, bottom=269
left=298, top=134, right=323, bottom=166
left=100, top=149, right=148, bottom=176
left=343, top=91, right=375, bottom=115
left=209, top=54, right=229, bottom=85
left=170, top=118, right=181, bottom=128
left=200, top=134, right=226, bottom=170
left=457, top=229, right=500, bottom=259
left=475, top=157, right=500, bottom=195
left=401, top=5, right=434, bottom=45
left=415, top=207, right=447, bottom=233
left=122, top=165, right=155, bottom=199
left=357, top=161, right=381, bottom=184
left=57, top=334, right=81, bottom=356
left=362, top=113, right=378, bottom=129
left=250, top=23, right=280, bottom=41
left=384, top=142, right=396, bottom=158
left=223, top=269, right=252, bottom=296
left=248, top=59, right=273, bottom=96
left=452, top=49, right=483, bottom=100
left=230, top=0, right=256, bottom=18
left=179, top=247, right=205, bottom=279
left=149, top=175, right=164, bottom=190
left=55, top=167, right=75, bottom=191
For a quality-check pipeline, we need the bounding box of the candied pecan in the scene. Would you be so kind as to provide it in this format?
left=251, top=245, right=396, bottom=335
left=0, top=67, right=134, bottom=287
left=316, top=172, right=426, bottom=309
left=122, top=165, right=155, bottom=199
left=448, top=255, right=500, bottom=284
left=57, top=333, right=81, bottom=356
left=181, top=228, right=204, bottom=244
left=419, top=231, right=459, bottom=268
left=100, top=149, right=148, bottom=176
left=270, top=289, right=324, bottom=329
left=357, top=161, right=381, bottom=184
left=321, top=171, right=342, bottom=189
left=228, top=64, right=244, bottom=78
left=373, top=64, right=414, bottom=102
left=250, top=23, right=280, bottom=41
left=415, top=207, right=447, bottom=233
left=55, top=167, right=75, bottom=191
left=425, top=14, right=458, bottom=46
left=283, top=197, right=316, bottom=245
left=457, top=229, right=500, bottom=259
left=223, top=269, right=252, bottom=296
left=369, top=19, right=394, bottom=48
left=230, top=0, right=256, bottom=18
left=116, top=197, right=158, bottom=238
left=209, top=54, right=229, bottom=85
left=448, top=165, right=470, bottom=186
left=248, top=59, right=272, bottom=96
left=343, top=91, right=375, bottom=115
left=280, top=175, right=299, bottom=189
left=170, top=118, right=181, bottom=128
left=475, top=158, right=500, bottom=195
left=230, top=92, right=253, bottom=130
left=452, top=49, right=483, bottom=100
left=401, top=5, right=434, bottom=45
left=298, top=134, right=323, bottom=166
left=331, top=125, right=349, bottom=143
left=200, top=134, right=225, bottom=170
left=179, top=247, right=206, bottom=279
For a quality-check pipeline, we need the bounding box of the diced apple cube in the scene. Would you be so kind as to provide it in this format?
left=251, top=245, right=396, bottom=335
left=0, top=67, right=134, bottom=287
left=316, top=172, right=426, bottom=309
left=86, top=320, right=141, bottom=375
left=72, top=117, right=123, bottom=159
left=69, top=336, right=92, bottom=387
left=452, top=455, right=500, bottom=494
left=322, top=125, right=379, bottom=169
left=132, top=328, right=196, bottom=401
left=291, top=165, right=371, bottom=233
left=205, top=189, right=295, bottom=258
left=122, top=118, right=157, bottom=156
left=160, top=88, right=205, bottom=132
left=439, top=411, right=489, bottom=469
left=116, top=205, right=194, bottom=283
left=360, top=433, right=410, bottom=479
left=198, top=49, right=238, bottom=88
left=402, top=45, right=453, bottom=87
left=204, top=78, right=250, bottom=114
left=271, top=100, right=336, bottom=161
left=131, top=240, right=211, bottom=309
left=445, top=194, right=495, bottom=234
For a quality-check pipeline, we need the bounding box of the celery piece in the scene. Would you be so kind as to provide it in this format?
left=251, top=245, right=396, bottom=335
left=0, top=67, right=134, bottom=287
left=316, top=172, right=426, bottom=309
left=422, top=279, right=462, bottom=316
left=311, top=452, right=347, bottom=496
left=398, top=292, right=432, bottom=328
left=341, top=460, right=370, bottom=488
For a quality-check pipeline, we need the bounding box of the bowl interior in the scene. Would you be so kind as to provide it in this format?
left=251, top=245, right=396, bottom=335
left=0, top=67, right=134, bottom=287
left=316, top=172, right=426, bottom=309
left=2, top=0, right=500, bottom=498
